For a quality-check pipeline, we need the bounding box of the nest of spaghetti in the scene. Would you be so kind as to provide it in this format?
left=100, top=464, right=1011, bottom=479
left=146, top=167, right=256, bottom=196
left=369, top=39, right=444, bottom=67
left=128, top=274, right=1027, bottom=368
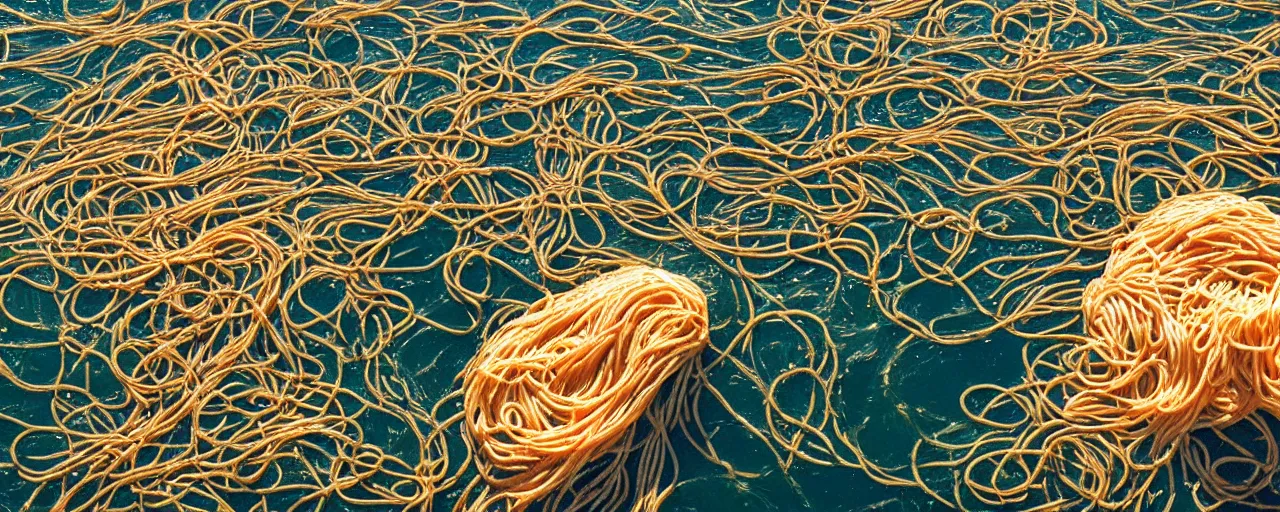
left=946, top=192, right=1280, bottom=509
left=460, top=266, right=710, bottom=511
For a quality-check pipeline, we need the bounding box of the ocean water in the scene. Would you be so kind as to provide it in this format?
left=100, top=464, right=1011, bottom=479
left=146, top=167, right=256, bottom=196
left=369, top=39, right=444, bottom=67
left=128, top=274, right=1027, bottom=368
left=0, top=0, right=1278, bottom=511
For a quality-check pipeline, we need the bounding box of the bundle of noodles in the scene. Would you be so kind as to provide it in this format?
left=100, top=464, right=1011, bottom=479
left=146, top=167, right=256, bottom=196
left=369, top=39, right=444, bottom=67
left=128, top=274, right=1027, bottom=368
left=954, top=191, right=1280, bottom=508
left=1072, top=192, right=1280, bottom=440
left=1063, top=191, right=1280, bottom=499
left=460, top=266, right=710, bottom=510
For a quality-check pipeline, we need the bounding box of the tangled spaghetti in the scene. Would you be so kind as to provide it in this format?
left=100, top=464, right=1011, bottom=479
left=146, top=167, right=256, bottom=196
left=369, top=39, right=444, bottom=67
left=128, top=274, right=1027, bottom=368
left=1076, top=192, right=1280, bottom=445
left=462, top=266, right=709, bottom=511
left=0, top=0, right=1279, bottom=510
left=927, top=192, right=1280, bottom=509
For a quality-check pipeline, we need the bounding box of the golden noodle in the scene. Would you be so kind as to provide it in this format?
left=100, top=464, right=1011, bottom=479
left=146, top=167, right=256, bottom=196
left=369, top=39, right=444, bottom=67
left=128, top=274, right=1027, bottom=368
left=461, top=266, right=709, bottom=511
left=928, top=192, right=1280, bottom=509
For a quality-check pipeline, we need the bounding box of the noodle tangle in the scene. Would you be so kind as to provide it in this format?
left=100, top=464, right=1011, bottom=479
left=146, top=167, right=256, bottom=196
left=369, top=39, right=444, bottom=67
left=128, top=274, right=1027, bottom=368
left=948, top=192, right=1280, bottom=509
left=3, top=0, right=1280, bottom=509
left=1072, top=191, right=1280, bottom=443
left=461, top=266, right=710, bottom=510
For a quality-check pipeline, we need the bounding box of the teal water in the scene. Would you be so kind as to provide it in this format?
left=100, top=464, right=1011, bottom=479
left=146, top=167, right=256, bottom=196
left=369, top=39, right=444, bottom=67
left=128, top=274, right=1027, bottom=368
left=1, top=0, right=1279, bottom=511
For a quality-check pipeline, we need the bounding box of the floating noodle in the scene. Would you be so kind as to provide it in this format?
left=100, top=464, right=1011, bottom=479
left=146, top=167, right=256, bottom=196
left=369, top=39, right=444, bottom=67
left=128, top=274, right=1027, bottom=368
left=935, top=192, right=1280, bottom=509
left=461, top=266, right=709, bottom=511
